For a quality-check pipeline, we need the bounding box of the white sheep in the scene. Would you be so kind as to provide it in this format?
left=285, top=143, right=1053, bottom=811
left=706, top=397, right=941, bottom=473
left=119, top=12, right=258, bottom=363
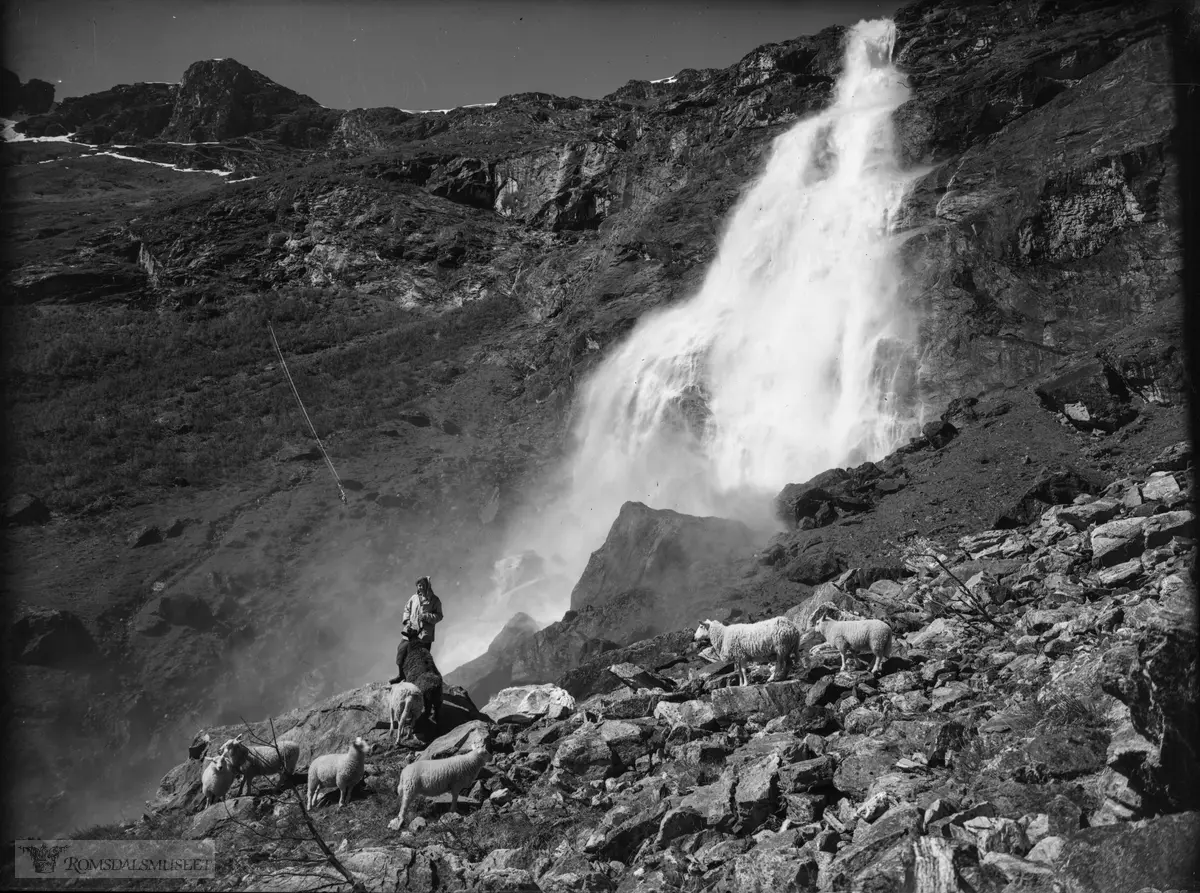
left=694, top=617, right=801, bottom=686
left=200, top=753, right=237, bottom=808
left=389, top=681, right=423, bottom=747
left=798, top=617, right=893, bottom=674
left=307, top=736, right=374, bottom=810
left=219, top=734, right=301, bottom=797
left=387, top=745, right=490, bottom=832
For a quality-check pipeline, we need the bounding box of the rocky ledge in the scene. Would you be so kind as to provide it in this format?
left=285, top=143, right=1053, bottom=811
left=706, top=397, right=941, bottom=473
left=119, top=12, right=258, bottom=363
left=100, top=444, right=1196, bottom=893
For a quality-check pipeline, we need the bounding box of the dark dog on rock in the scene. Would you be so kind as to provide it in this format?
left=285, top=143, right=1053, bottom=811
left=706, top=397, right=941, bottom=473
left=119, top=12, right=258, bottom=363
left=390, top=637, right=443, bottom=735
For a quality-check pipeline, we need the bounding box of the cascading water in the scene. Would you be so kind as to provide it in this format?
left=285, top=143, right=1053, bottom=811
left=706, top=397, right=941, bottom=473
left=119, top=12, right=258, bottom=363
left=448, top=19, right=923, bottom=665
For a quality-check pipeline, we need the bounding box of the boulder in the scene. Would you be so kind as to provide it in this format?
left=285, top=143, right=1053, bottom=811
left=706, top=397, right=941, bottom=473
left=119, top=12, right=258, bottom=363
left=709, top=681, right=808, bottom=723
left=1090, top=517, right=1148, bottom=566
left=994, top=468, right=1102, bottom=529
left=481, top=684, right=575, bottom=725
left=4, top=493, right=50, bottom=526
left=12, top=608, right=96, bottom=667
left=1055, top=811, right=1200, bottom=893
left=553, top=722, right=619, bottom=779
left=607, top=662, right=676, bottom=692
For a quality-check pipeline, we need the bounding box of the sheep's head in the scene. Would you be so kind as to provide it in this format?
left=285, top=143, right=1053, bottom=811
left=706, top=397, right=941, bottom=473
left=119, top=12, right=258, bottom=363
left=218, top=735, right=249, bottom=765
left=797, top=627, right=826, bottom=652
left=352, top=736, right=374, bottom=755
left=693, top=621, right=712, bottom=643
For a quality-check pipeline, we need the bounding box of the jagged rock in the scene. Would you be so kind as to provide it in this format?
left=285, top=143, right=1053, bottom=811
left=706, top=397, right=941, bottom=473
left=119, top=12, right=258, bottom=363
left=569, top=502, right=758, bottom=636
left=4, top=493, right=50, bottom=526
left=162, top=58, right=321, bottom=142
left=608, top=662, right=676, bottom=692
left=1054, top=811, right=1200, bottom=893
left=188, top=796, right=256, bottom=839
left=1143, top=509, right=1195, bottom=547
left=1057, top=497, right=1121, bottom=530
left=1101, top=584, right=1200, bottom=811
left=445, top=612, right=541, bottom=703
left=673, top=774, right=737, bottom=832
left=709, top=681, right=808, bottom=723
left=12, top=608, right=96, bottom=667
left=553, top=722, right=619, bottom=780
left=482, top=684, right=575, bottom=725
left=779, top=754, right=837, bottom=793
left=950, top=816, right=1030, bottom=856
left=994, top=468, right=1103, bottom=529
left=1090, top=516, right=1148, bottom=566
left=129, top=524, right=164, bottom=548
left=719, top=844, right=819, bottom=891
left=1142, top=470, right=1182, bottom=501
left=1148, top=441, right=1192, bottom=472
left=784, top=542, right=849, bottom=585
left=653, top=699, right=720, bottom=732
left=584, top=688, right=662, bottom=720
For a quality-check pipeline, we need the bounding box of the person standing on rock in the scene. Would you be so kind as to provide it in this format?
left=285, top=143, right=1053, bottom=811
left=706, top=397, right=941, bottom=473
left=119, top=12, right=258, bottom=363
left=404, top=576, right=443, bottom=645
left=390, top=576, right=443, bottom=684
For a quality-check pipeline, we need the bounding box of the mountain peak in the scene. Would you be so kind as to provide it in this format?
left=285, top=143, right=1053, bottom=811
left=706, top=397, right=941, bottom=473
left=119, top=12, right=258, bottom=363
left=160, top=58, right=320, bottom=142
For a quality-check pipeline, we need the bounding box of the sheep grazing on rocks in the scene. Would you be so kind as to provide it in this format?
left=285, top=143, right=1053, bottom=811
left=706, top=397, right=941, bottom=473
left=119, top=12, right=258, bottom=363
left=694, top=617, right=801, bottom=686
left=219, top=734, right=301, bottom=797
left=389, top=681, right=423, bottom=747
left=387, top=744, right=490, bottom=832
left=201, top=753, right=237, bottom=808
left=798, top=617, right=893, bottom=674
left=307, top=736, right=374, bottom=810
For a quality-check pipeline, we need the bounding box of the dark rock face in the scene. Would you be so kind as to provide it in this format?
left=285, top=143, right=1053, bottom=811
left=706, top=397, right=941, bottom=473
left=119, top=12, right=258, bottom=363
left=4, top=493, right=50, bottom=526
left=0, top=68, right=55, bottom=116
left=895, top=1, right=1180, bottom=408
left=19, top=82, right=175, bottom=143
left=13, top=609, right=96, bottom=667
left=569, top=502, right=759, bottom=632
left=161, top=59, right=321, bottom=143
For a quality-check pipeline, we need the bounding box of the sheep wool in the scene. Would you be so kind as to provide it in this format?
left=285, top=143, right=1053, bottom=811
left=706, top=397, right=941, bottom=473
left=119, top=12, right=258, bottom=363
left=694, top=616, right=801, bottom=686
left=389, top=681, right=423, bottom=747
left=307, top=736, right=373, bottom=809
left=219, top=735, right=301, bottom=797
left=799, top=618, right=893, bottom=674
left=201, top=753, right=237, bottom=808
left=388, top=746, right=490, bottom=832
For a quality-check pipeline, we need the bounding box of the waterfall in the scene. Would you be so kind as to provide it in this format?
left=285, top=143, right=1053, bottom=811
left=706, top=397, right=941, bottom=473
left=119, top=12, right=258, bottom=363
left=450, top=19, right=922, bottom=665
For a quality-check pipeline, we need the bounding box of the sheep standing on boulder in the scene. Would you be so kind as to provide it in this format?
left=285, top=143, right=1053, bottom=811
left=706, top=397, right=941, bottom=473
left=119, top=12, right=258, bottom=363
left=694, top=617, right=801, bottom=686
left=200, top=753, right=237, bottom=808
left=307, top=736, right=374, bottom=810
left=390, top=681, right=423, bottom=747
left=219, top=734, right=301, bottom=797
left=798, top=617, right=893, bottom=674
left=387, top=744, right=490, bottom=832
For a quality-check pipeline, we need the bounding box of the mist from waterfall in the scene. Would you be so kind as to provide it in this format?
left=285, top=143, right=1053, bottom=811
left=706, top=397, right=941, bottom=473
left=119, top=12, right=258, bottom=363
left=446, top=19, right=923, bottom=669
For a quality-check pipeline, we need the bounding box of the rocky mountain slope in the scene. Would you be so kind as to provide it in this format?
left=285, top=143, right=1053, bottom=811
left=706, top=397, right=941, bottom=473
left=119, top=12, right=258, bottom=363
left=48, top=442, right=1196, bottom=892
left=0, top=0, right=1193, bottom=851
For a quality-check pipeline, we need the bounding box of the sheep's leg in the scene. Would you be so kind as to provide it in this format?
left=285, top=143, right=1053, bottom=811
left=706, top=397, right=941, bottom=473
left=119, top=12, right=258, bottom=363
left=338, top=784, right=348, bottom=810
left=307, top=777, right=317, bottom=810
left=395, top=788, right=410, bottom=830
left=450, top=789, right=460, bottom=817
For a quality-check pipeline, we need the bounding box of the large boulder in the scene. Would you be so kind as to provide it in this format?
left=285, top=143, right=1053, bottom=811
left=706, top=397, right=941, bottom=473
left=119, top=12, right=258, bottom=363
left=481, top=684, right=575, bottom=725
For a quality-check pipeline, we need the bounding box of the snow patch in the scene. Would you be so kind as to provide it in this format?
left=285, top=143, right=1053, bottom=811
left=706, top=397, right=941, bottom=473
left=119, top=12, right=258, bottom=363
left=650, top=75, right=679, bottom=85
left=84, top=149, right=235, bottom=176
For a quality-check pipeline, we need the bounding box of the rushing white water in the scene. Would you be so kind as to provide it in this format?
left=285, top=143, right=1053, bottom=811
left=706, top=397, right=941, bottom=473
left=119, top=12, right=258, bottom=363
left=447, top=19, right=923, bottom=662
